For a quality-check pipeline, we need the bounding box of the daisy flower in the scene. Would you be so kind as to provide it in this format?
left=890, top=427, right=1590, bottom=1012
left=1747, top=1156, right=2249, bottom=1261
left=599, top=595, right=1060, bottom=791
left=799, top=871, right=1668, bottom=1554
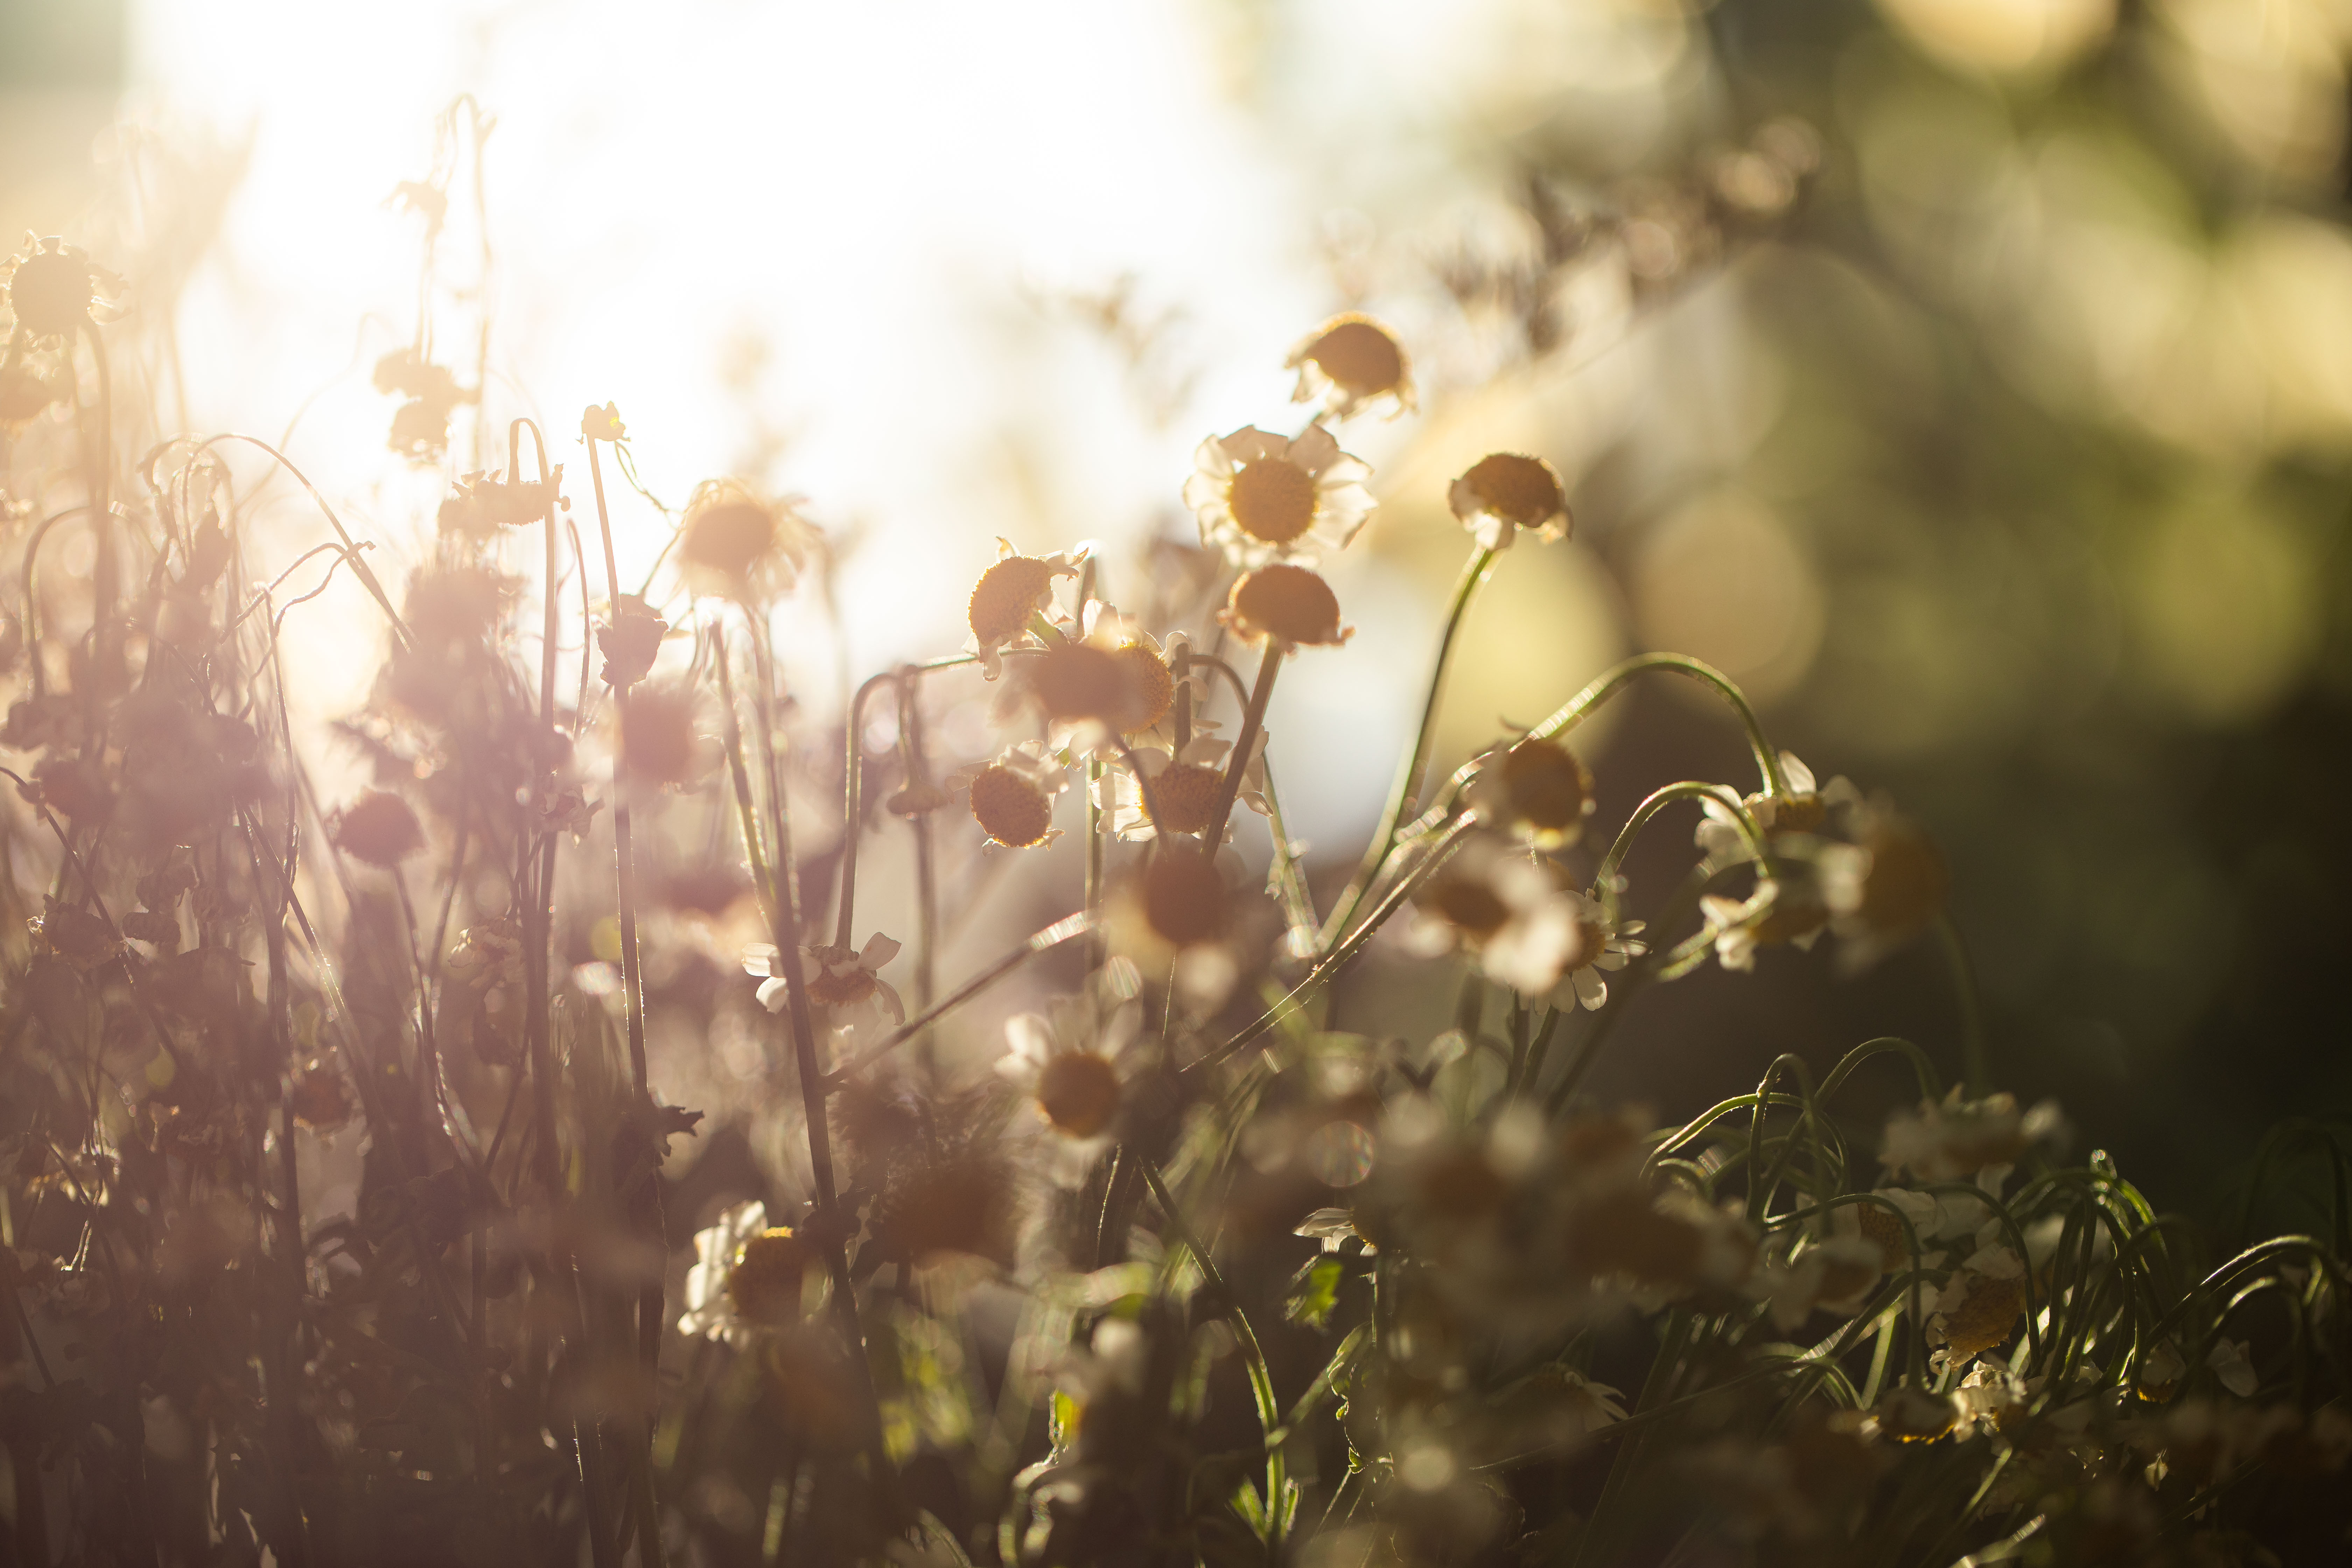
left=1108, top=853, right=1263, bottom=1013
left=1285, top=314, right=1414, bottom=420
left=1701, top=874, right=1828, bottom=972
left=676, top=478, right=813, bottom=605
left=1183, top=425, right=1373, bottom=567
left=1448, top=453, right=1571, bottom=553
left=948, top=739, right=1069, bottom=849
left=1219, top=563, right=1352, bottom=649
left=2, top=235, right=123, bottom=343
left=1405, top=833, right=1583, bottom=998
left=1070, top=603, right=1206, bottom=751
left=745, top=933, right=906, bottom=1027
left=1693, top=751, right=1855, bottom=868
left=965, top=539, right=1083, bottom=679
left=1817, top=797, right=1950, bottom=972
left=1100, top=734, right=1265, bottom=843
left=1469, top=736, right=1597, bottom=850
left=1880, top=1088, right=2067, bottom=1185
left=676, top=1200, right=821, bottom=1344
left=1550, top=887, right=1646, bottom=1011
left=995, top=1003, right=1141, bottom=1186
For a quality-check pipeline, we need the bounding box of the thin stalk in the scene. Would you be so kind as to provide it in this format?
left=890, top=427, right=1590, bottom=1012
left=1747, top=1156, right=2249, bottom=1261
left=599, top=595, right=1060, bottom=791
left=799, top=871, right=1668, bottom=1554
left=1938, top=914, right=1989, bottom=1094
left=713, top=625, right=782, bottom=934
left=835, top=654, right=978, bottom=947
left=1319, top=544, right=1490, bottom=946
left=78, top=319, right=115, bottom=763
left=1138, top=1158, right=1286, bottom=1552
left=825, top=910, right=1093, bottom=1085
left=1203, top=642, right=1283, bottom=855
left=895, top=669, right=941, bottom=1078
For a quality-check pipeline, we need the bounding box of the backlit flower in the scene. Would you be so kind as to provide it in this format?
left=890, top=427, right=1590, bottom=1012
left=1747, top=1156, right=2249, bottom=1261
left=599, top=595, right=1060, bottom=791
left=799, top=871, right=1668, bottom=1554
left=1469, top=736, right=1596, bottom=849
left=1881, top=1088, right=2067, bottom=1185
left=1102, top=734, right=1265, bottom=843
left=1694, top=751, right=1856, bottom=867
left=746, top=933, right=905, bottom=1027
left=437, top=468, right=564, bottom=536
left=1818, top=799, right=1949, bottom=972
left=995, top=1004, right=1141, bottom=1185
left=2, top=236, right=122, bottom=343
left=1220, top=563, right=1352, bottom=648
left=1448, top=453, right=1570, bottom=552
left=677, top=478, right=811, bottom=604
left=678, top=1201, right=821, bottom=1344
left=1701, top=874, right=1828, bottom=972
left=1183, top=425, right=1373, bottom=567
left=1286, top=313, right=1414, bottom=419
left=1550, top=887, right=1645, bottom=1011
left=330, top=790, right=424, bottom=868
left=1406, top=833, right=1584, bottom=997
left=966, top=540, right=1083, bottom=679
left=950, top=739, right=1068, bottom=849
left=1926, top=1239, right=2026, bottom=1372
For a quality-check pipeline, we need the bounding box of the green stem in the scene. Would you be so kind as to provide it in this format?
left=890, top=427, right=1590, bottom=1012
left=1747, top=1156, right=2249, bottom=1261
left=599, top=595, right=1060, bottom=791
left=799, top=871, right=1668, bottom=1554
left=1937, top=914, right=1988, bottom=1094
left=1138, top=1158, right=1286, bottom=1552
left=1204, top=642, right=1284, bottom=854
left=1319, top=545, right=1491, bottom=946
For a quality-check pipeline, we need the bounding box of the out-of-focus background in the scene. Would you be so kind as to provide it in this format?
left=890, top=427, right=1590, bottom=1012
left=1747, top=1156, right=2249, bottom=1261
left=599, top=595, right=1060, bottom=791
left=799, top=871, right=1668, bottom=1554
left=8, top=0, right=2350, bottom=1216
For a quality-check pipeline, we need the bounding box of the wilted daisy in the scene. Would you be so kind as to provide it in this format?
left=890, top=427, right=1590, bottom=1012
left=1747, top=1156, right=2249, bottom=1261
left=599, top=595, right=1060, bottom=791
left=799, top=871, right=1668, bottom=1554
left=950, top=739, right=1068, bottom=849
left=1448, top=453, right=1571, bottom=552
left=965, top=540, right=1083, bottom=678
left=437, top=468, right=565, bottom=536
left=1183, top=425, right=1373, bottom=567
left=1405, top=833, right=1583, bottom=997
left=745, top=933, right=906, bottom=1028
left=1694, top=751, right=1855, bottom=868
left=1817, top=798, right=1949, bottom=972
left=677, top=1200, right=821, bottom=1344
left=1550, top=887, right=1646, bottom=1010
left=1925, top=1237, right=2026, bottom=1373
left=1102, top=734, right=1265, bottom=843
left=1220, top=562, right=1353, bottom=648
left=2, top=235, right=122, bottom=343
left=995, top=1003, right=1141, bottom=1185
left=676, top=478, right=812, bottom=604
left=1286, top=313, right=1415, bottom=419
left=1469, top=736, right=1596, bottom=850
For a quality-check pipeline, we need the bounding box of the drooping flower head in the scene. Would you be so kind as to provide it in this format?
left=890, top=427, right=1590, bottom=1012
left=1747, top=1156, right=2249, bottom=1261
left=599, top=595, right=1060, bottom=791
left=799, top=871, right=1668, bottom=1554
left=1448, top=453, right=1571, bottom=553
left=1286, top=314, right=1415, bottom=419
left=1551, top=886, right=1646, bottom=1012
left=951, top=739, right=1068, bottom=849
left=677, top=478, right=811, bottom=604
left=1818, top=799, right=1949, bottom=972
left=1220, top=563, right=1352, bottom=649
left=1405, top=832, right=1584, bottom=997
left=330, top=790, right=424, bottom=868
left=1103, top=734, right=1265, bottom=843
left=1469, top=736, right=1596, bottom=850
left=965, top=540, right=1083, bottom=678
left=746, top=933, right=906, bottom=1026
left=1183, top=425, right=1373, bottom=567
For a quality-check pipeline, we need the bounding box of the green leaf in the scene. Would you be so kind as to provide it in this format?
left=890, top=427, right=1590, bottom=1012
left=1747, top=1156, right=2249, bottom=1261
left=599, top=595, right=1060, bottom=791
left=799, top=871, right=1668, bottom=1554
left=1284, top=1255, right=1345, bottom=1331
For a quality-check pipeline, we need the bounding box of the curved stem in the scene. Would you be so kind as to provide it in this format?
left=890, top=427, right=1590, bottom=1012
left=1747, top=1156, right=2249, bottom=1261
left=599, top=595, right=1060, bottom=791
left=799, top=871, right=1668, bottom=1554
left=1592, top=781, right=1772, bottom=911
left=835, top=654, right=978, bottom=948
left=1320, top=545, right=1492, bottom=947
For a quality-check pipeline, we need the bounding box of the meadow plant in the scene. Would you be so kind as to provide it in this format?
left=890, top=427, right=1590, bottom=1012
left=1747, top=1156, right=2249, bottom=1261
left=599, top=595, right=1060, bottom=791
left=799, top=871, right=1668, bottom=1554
left=2, top=140, right=2350, bottom=1568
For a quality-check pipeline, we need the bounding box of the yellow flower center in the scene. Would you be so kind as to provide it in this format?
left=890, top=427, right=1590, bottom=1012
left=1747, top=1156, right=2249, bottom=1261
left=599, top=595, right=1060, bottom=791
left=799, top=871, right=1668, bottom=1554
left=1566, top=918, right=1607, bottom=972
left=1770, top=792, right=1826, bottom=835
left=1305, top=319, right=1406, bottom=398
left=1459, top=453, right=1564, bottom=526
left=1036, top=1051, right=1122, bottom=1139
left=728, top=1228, right=812, bottom=1323
left=1139, top=762, right=1223, bottom=835
left=1141, top=853, right=1228, bottom=947
left=1226, top=564, right=1343, bottom=646
left=968, top=556, right=1056, bottom=645
left=1227, top=458, right=1319, bottom=544
left=969, top=765, right=1054, bottom=848
left=1031, top=642, right=1128, bottom=723
left=1113, top=642, right=1174, bottom=734
left=809, top=964, right=878, bottom=1009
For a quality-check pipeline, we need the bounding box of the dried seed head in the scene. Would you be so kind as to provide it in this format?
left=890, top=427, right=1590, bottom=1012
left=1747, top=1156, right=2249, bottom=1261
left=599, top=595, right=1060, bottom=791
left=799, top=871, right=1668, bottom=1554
left=1138, top=762, right=1223, bottom=836
left=1029, top=641, right=1128, bottom=724
left=877, top=1154, right=1017, bottom=1266
left=1036, top=1051, right=1122, bottom=1139
left=728, top=1228, right=814, bottom=1324
left=1141, top=853, right=1228, bottom=947
left=968, top=555, right=1059, bottom=646
left=331, top=790, right=424, bottom=867
left=1112, top=642, right=1175, bottom=734
left=1455, top=454, right=1566, bottom=530
left=1223, top=563, right=1350, bottom=648
left=1289, top=315, right=1411, bottom=416
left=969, top=765, right=1055, bottom=848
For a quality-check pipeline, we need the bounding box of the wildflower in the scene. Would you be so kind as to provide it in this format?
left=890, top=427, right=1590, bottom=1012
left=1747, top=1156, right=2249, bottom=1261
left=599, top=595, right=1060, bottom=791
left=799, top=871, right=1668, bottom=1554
left=1694, top=751, right=1854, bottom=867
left=329, top=790, right=424, bottom=868
left=1025, top=640, right=1135, bottom=730
left=1220, top=562, right=1352, bottom=648
left=1074, top=603, right=1196, bottom=742
left=965, top=540, right=1082, bottom=678
left=1925, top=1238, right=2026, bottom=1372
left=1183, top=425, right=1373, bottom=566
left=1951, top=1362, right=2027, bottom=1440
left=1110, top=853, right=1267, bottom=1011
left=438, top=468, right=565, bottom=536
left=676, top=478, right=811, bottom=603
left=289, top=1059, right=355, bottom=1132
left=1701, top=874, right=1828, bottom=971
left=2138, top=1338, right=2258, bottom=1402
left=1103, top=734, right=1265, bottom=842
left=596, top=596, right=668, bottom=688
left=1286, top=313, right=1414, bottom=419
left=1448, top=453, right=1571, bottom=552
left=996, top=1004, right=1140, bottom=1185
left=374, top=349, right=471, bottom=461
left=871, top=1148, right=1019, bottom=1268
left=445, top=917, right=527, bottom=1064
left=951, top=740, right=1068, bottom=848
left=1870, top=1384, right=1959, bottom=1444
left=1406, top=833, right=1583, bottom=997
left=1881, top=1088, right=2066, bottom=1185
left=580, top=401, right=625, bottom=442
left=746, top=933, right=905, bottom=1026
left=1551, top=887, right=1645, bottom=1010
left=1818, top=799, right=1949, bottom=971
left=1469, top=736, right=1596, bottom=849
left=678, top=1200, right=818, bottom=1344
left=2, top=236, right=122, bottom=342
left=1758, top=1234, right=1886, bottom=1330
